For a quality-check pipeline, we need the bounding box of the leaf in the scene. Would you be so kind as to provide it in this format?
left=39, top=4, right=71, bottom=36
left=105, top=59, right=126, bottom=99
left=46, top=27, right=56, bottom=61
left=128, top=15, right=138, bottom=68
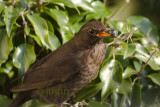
left=0, top=2, right=5, bottom=14
left=127, top=16, right=159, bottom=42
left=71, top=0, right=93, bottom=11
left=27, top=14, right=50, bottom=49
left=123, top=43, right=136, bottom=59
left=88, top=101, right=111, bottom=107
left=148, top=73, right=160, bottom=86
left=46, top=20, right=61, bottom=51
left=4, top=6, right=20, bottom=36
left=123, top=67, right=138, bottom=78
left=29, top=34, right=42, bottom=46
left=75, top=82, right=104, bottom=102
left=24, top=27, right=30, bottom=35
left=133, top=61, right=142, bottom=72
left=116, top=78, right=132, bottom=97
left=44, top=9, right=73, bottom=43
left=12, top=44, right=36, bottom=74
left=0, top=29, right=13, bottom=67
left=86, top=1, right=111, bottom=20
left=46, top=0, right=80, bottom=14
left=130, top=83, right=141, bottom=107
left=99, top=59, right=123, bottom=101
left=0, top=94, right=12, bottom=107
left=141, top=86, right=160, bottom=105
left=135, top=53, right=160, bottom=70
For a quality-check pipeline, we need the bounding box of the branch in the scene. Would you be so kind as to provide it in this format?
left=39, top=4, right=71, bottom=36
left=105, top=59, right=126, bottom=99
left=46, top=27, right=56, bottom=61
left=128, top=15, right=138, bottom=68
left=139, top=50, right=156, bottom=75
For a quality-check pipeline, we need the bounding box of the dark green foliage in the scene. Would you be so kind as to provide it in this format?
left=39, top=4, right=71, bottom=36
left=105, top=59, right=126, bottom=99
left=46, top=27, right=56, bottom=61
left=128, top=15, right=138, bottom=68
left=0, top=0, right=160, bottom=107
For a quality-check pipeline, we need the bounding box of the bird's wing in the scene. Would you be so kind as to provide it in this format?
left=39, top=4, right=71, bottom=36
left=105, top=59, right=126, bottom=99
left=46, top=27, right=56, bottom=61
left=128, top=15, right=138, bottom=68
left=11, top=47, right=81, bottom=92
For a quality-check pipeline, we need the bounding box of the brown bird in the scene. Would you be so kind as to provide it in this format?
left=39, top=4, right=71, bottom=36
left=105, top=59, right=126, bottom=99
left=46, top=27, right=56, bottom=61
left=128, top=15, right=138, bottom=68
left=9, top=21, right=115, bottom=107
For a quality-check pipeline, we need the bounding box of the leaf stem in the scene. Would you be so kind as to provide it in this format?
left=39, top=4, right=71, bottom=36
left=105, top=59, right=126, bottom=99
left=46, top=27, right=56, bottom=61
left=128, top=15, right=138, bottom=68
left=139, top=50, right=156, bottom=75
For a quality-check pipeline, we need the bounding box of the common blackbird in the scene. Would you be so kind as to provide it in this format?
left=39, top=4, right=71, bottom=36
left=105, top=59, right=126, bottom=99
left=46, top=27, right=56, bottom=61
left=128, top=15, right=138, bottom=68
left=9, top=21, right=115, bottom=107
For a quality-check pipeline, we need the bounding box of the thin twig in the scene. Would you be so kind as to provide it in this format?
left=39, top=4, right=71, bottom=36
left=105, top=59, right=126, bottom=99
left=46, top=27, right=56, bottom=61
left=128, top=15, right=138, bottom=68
left=139, top=50, right=156, bottom=74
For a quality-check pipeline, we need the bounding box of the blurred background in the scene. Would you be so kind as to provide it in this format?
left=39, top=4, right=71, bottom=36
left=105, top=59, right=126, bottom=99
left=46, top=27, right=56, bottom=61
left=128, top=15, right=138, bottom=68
left=106, top=0, right=160, bottom=33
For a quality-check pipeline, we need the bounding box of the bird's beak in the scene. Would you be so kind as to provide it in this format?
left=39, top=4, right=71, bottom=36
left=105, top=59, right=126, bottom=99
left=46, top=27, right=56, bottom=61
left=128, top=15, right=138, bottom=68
left=96, top=28, right=116, bottom=38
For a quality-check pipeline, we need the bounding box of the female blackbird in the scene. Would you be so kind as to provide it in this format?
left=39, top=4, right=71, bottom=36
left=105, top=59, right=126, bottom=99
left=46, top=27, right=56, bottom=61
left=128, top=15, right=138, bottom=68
left=9, top=21, right=115, bottom=107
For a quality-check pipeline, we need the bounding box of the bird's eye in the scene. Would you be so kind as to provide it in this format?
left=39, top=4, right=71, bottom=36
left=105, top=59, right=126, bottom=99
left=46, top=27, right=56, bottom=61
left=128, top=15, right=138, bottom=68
left=88, top=29, right=94, bottom=34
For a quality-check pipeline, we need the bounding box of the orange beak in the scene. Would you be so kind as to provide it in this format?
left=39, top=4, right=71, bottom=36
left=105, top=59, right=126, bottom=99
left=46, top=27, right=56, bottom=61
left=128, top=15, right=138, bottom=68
left=96, top=28, right=116, bottom=38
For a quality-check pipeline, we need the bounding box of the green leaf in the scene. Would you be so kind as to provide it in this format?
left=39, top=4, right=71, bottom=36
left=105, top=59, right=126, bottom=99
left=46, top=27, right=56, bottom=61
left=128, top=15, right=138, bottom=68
left=142, top=86, right=160, bottom=105
left=135, top=53, right=160, bottom=70
left=133, top=61, right=142, bottom=72
left=0, top=94, right=12, bottom=107
left=44, top=9, right=73, bottom=43
left=71, top=0, right=93, bottom=11
left=27, top=14, right=50, bottom=49
left=88, top=101, right=111, bottom=107
left=29, top=34, right=43, bottom=46
left=46, top=20, right=61, bottom=51
left=148, top=73, right=160, bottom=86
left=123, top=67, right=138, bottom=79
left=86, top=1, right=111, bottom=20
left=127, top=16, right=159, bottom=42
left=24, top=27, right=30, bottom=35
left=123, top=43, right=136, bottom=59
left=100, top=59, right=123, bottom=101
left=0, top=2, right=5, bottom=14
left=130, top=83, right=141, bottom=107
left=116, top=78, right=132, bottom=97
left=12, top=44, right=36, bottom=74
left=0, top=29, right=13, bottom=67
left=4, top=6, right=20, bottom=36
left=75, top=82, right=104, bottom=102
left=46, top=0, right=80, bottom=14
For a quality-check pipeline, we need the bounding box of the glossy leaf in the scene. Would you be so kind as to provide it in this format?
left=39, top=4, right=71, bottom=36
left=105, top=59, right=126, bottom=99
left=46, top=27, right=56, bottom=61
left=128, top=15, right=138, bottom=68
left=4, top=6, right=20, bottom=36
left=133, top=61, right=142, bottom=72
left=86, top=1, right=111, bottom=20
left=124, top=43, right=136, bottom=59
left=88, top=101, right=111, bottom=107
left=27, top=14, right=50, bottom=49
left=29, top=34, right=42, bottom=46
left=46, top=0, right=80, bottom=14
left=130, top=83, right=141, bottom=107
left=12, top=44, right=36, bottom=74
left=135, top=53, right=160, bottom=70
left=116, top=78, right=132, bottom=97
left=123, top=67, right=138, bottom=78
left=46, top=20, right=61, bottom=51
left=100, top=59, right=123, bottom=101
left=71, top=0, right=93, bottom=11
left=75, top=82, right=104, bottom=102
left=44, top=9, right=73, bottom=43
left=0, top=29, right=13, bottom=67
left=127, top=16, right=159, bottom=42
left=148, top=73, right=160, bottom=86
left=0, top=2, right=5, bottom=14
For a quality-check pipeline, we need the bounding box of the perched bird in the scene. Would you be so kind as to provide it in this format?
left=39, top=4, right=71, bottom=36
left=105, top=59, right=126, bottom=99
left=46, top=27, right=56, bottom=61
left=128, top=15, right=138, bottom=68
left=9, top=21, right=115, bottom=107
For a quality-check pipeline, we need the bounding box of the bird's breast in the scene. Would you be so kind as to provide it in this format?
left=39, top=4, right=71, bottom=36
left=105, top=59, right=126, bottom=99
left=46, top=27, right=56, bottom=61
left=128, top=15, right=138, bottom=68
left=79, top=42, right=106, bottom=84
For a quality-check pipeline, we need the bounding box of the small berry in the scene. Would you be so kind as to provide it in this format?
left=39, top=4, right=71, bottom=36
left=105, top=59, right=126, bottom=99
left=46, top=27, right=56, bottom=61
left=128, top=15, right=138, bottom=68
left=23, top=21, right=27, bottom=25
left=30, top=11, right=34, bottom=15
left=26, top=4, right=31, bottom=9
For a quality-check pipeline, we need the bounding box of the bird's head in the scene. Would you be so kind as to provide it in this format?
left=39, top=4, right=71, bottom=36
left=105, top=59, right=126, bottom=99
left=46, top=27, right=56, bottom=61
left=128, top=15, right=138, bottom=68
left=76, top=21, right=116, bottom=45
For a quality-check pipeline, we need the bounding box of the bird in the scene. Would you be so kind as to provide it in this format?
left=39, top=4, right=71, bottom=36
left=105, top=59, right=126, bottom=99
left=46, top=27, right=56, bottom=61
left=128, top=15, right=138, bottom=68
left=9, top=21, right=115, bottom=107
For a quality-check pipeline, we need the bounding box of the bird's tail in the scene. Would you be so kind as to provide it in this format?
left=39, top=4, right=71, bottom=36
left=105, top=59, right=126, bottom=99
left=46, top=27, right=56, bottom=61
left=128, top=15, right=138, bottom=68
left=8, top=92, right=31, bottom=107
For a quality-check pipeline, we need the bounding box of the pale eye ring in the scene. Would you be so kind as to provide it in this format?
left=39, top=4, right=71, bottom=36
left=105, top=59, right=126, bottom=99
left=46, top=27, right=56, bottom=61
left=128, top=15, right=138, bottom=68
left=89, top=29, right=94, bottom=34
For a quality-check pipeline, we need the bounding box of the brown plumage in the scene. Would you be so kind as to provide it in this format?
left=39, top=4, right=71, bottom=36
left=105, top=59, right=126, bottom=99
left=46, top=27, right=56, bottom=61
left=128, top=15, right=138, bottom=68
left=9, top=21, right=115, bottom=107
